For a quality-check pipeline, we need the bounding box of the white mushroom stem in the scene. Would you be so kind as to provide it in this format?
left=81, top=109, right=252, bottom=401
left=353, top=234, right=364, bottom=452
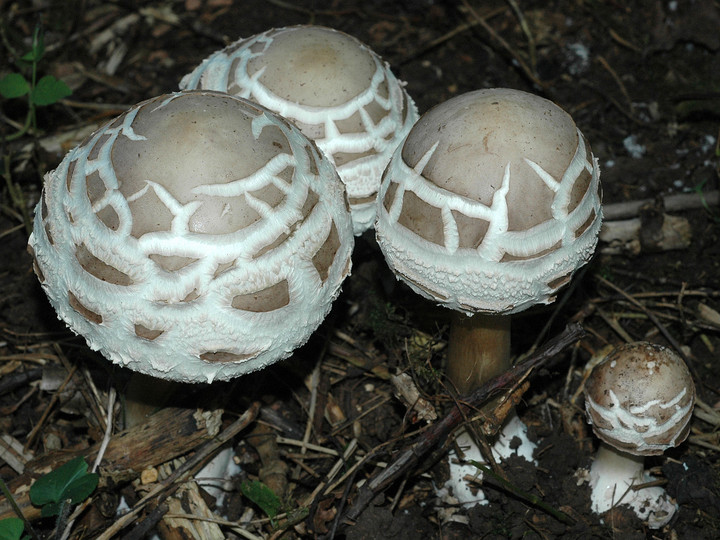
left=445, top=312, right=536, bottom=461
left=442, top=312, right=537, bottom=508
left=589, top=442, right=677, bottom=529
left=445, top=430, right=488, bottom=509
left=195, top=446, right=242, bottom=506
left=443, top=415, right=536, bottom=512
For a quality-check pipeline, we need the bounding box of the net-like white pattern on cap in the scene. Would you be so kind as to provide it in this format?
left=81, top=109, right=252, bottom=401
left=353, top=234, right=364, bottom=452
left=376, top=128, right=602, bottom=315
left=585, top=342, right=696, bottom=456
left=586, top=387, right=694, bottom=454
left=29, top=92, right=353, bottom=383
left=180, top=26, right=418, bottom=235
left=582, top=342, right=695, bottom=528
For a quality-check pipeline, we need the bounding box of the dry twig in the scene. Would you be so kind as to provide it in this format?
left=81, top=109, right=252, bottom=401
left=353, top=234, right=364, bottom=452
left=97, top=402, right=260, bottom=539
left=339, top=324, right=585, bottom=527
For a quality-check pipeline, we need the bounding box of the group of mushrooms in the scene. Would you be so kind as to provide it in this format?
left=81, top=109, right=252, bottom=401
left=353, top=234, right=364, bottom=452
left=27, top=25, right=696, bottom=529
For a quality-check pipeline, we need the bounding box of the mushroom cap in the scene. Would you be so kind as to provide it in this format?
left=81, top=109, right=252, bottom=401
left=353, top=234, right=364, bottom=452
left=180, top=25, right=419, bottom=235
left=28, top=91, right=354, bottom=383
left=375, top=88, right=602, bottom=315
left=585, top=342, right=696, bottom=456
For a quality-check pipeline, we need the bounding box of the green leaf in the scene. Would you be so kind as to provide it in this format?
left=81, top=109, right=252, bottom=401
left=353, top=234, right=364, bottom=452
left=0, top=73, right=30, bottom=99
left=30, top=76, right=72, bottom=106
left=29, top=456, right=98, bottom=509
left=63, top=473, right=99, bottom=505
left=240, top=480, right=282, bottom=519
left=20, top=51, right=38, bottom=63
left=40, top=501, right=64, bottom=518
left=0, top=518, right=24, bottom=540
left=21, top=26, right=45, bottom=63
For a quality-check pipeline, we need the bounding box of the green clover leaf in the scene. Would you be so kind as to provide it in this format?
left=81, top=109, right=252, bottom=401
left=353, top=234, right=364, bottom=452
left=29, top=456, right=98, bottom=517
left=31, top=75, right=72, bottom=106
left=0, top=517, right=25, bottom=540
left=0, top=74, right=30, bottom=99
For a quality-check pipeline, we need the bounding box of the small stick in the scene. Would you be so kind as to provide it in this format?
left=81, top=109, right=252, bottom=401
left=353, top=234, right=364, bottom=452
left=460, top=0, right=544, bottom=88
left=399, top=8, right=506, bottom=63
left=596, top=55, right=633, bottom=111
left=602, top=190, right=719, bottom=221
left=505, top=0, right=537, bottom=73
left=92, top=388, right=116, bottom=473
left=0, top=407, right=225, bottom=522
left=340, top=324, right=585, bottom=525
left=596, top=275, right=688, bottom=362
left=0, top=367, right=42, bottom=396
left=97, top=402, right=260, bottom=540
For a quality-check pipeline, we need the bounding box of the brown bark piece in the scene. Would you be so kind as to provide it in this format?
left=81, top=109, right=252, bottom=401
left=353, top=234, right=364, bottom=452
left=0, top=407, right=222, bottom=522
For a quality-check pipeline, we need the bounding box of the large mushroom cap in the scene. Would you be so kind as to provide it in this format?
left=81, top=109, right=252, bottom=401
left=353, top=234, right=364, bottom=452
left=376, top=88, right=602, bottom=314
left=28, top=91, right=353, bottom=383
left=180, top=25, right=419, bottom=235
left=585, top=342, right=696, bottom=456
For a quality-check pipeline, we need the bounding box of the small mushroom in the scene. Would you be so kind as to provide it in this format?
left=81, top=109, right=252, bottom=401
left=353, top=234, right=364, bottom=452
left=584, top=342, right=696, bottom=528
left=28, top=91, right=354, bottom=384
left=375, top=88, right=602, bottom=504
left=180, top=25, right=418, bottom=235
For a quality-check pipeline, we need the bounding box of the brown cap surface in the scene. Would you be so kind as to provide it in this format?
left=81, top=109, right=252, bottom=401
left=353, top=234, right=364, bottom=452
left=180, top=25, right=418, bottom=234
left=28, top=91, right=354, bottom=383
left=585, top=342, right=695, bottom=455
left=375, top=88, right=603, bottom=315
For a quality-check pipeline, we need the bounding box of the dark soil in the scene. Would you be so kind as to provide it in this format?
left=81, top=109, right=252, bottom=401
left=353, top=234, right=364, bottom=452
left=1, top=1, right=720, bottom=539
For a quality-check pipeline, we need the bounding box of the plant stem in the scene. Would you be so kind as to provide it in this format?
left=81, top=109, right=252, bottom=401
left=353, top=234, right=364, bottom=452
left=0, top=478, right=40, bottom=540
left=29, top=27, right=39, bottom=135
left=2, top=155, right=32, bottom=236
left=53, top=499, right=71, bottom=540
left=2, top=111, right=33, bottom=142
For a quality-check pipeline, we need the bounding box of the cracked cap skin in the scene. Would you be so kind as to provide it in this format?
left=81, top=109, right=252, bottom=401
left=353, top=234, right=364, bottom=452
left=375, top=88, right=603, bottom=315
left=28, top=91, right=354, bottom=383
left=180, top=25, right=418, bottom=235
left=585, top=341, right=696, bottom=456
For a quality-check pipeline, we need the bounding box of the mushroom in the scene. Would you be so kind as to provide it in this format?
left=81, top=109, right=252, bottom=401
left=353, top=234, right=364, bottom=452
left=180, top=25, right=418, bottom=235
left=584, top=342, right=696, bottom=528
left=28, top=91, right=354, bottom=385
left=375, top=88, right=602, bottom=504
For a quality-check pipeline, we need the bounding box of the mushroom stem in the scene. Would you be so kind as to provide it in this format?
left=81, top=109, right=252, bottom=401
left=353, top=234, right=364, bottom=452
left=590, top=442, right=645, bottom=505
left=446, top=313, right=511, bottom=395
left=123, top=372, right=181, bottom=429
left=443, top=312, right=536, bottom=506
left=589, top=441, right=677, bottom=528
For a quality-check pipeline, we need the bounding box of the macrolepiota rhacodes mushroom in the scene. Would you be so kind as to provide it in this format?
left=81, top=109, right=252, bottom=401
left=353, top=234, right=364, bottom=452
left=28, top=91, right=354, bottom=387
left=375, top=88, right=602, bottom=507
left=583, top=341, right=696, bottom=529
left=180, top=25, right=419, bottom=235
